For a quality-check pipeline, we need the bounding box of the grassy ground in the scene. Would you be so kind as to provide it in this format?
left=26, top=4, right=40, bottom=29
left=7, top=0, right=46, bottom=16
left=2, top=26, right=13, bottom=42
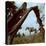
left=12, top=32, right=45, bottom=44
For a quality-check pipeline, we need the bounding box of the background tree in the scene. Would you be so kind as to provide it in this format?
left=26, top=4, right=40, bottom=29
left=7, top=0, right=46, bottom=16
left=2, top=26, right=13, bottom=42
left=16, top=32, right=21, bottom=37
left=25, top=27, right=29, bottom=30
left=22, top=33, right=25, bottom=36
left=34, top=29, right=37, bottom=33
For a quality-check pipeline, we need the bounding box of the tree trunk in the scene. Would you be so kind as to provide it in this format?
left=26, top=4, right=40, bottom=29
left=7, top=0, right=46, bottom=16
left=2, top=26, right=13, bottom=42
left=9, top=8, right=33, bottom=44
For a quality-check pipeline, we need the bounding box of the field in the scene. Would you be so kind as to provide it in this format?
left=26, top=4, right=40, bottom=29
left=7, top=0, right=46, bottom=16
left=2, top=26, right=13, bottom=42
left=12, top=32, right=45, bottom=44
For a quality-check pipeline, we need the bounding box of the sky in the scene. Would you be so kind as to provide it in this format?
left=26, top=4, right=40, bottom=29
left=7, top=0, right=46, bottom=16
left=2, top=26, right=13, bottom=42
left=15, top=2, right=45, bottom=35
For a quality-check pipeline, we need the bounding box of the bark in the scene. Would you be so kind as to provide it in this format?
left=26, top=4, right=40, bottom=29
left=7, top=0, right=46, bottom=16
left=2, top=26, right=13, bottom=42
left=9, top=8, right=32, bottom=44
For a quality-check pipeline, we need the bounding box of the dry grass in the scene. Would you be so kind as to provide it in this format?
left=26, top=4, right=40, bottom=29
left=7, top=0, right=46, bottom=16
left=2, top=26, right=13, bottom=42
left=12, top=32, right=45, bottom=44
